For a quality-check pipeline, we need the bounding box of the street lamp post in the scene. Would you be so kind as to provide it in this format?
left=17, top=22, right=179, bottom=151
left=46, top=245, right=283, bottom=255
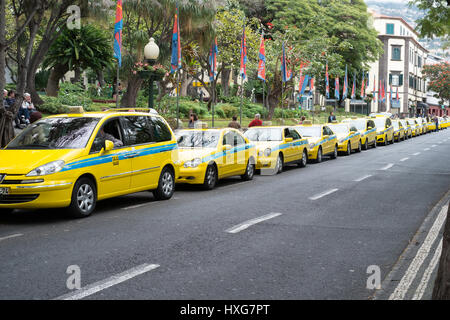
left=139, top=38, right=160, bottom=110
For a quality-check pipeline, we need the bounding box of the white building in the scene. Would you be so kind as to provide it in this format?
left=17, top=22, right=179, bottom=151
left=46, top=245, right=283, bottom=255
left=367, top=11, right=428, bottom=117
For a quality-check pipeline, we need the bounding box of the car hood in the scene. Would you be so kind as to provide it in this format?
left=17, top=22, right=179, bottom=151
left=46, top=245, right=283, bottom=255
left=178, top=147, right=219, bottom=162
left=251, top=141, right=284, bottom=152
left=0, top=149, right=85, bottom=175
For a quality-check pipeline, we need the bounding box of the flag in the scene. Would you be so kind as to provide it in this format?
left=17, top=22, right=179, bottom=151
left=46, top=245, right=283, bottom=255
left=325, top=63, right=330, bottom=98
left=209, top=38, right=218, bottom=83
left=351, top=74, right=356, bottom=100
left=335, top=77, right=340, bottom=100
left=113, top=0, right=123, bottom=67
left=170, top=6, right=182, bottom=73
left=299, top=75, right=310, bottom=96
left=373, top=75, right=376, bottom=103
left=310, top=77, right=315, bottom=95
left=390, top=86, right=393, bottom=102
left=342, top=65, right=348, bottom=99
left=396, top=87, right=399, bottom=101
left=240, top=24, right=247, bottom=80
left=360, top=72, right=365, bottom=98
left=381, top=81, right=386, bottom=102
left=281, top=43, right=292, bottom=82
left=257, top=35, right=266, bottom=82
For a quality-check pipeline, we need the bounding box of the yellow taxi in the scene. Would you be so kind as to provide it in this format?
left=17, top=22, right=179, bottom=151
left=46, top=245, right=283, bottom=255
left=416, top=117, right=427, bottom=135
left=407, top=119, right=420, bottom=137
left=442, top=117, right=450, bottom=129
left=425, top=116, right=436, bottom=132
left=400, top=119, right=412, bottom=139
left=372, top=116, right=395, bottom=146
left=176, top=128, right=256, bottom=189
left=341, top=118, right=377, bottom=150
left=327, top=122, right=362, bottom=156
left=295, top=122, right=338, bottom=163
left=243, top=126, right=309, bottom=174
left=0, top=110, right=180, bottom=217
left=392, top=120, right=406, bottom=142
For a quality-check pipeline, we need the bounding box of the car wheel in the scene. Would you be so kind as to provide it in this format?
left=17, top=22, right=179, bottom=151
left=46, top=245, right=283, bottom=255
left=276, top=154, right=284, bottom=174
left=202, top=164, right=217, bottom=190
left=68, top=177, right=97, bottom=218
left=316, top=147, right=323, bottom=163
left=346, top=142, right=351, bottom=156
left=298, top=149, right=308, bottom=168
left=363, top=139, right=368, bottom=150
left=331, top=145, right=338, bottom=159
left=241, top=159, right=255, bottom=181
left=383, top=135, right=388, bottom=146
left=373, top=138, right=377, bottom=148
left=357, top=140, right=362, bottom=153
left=153, top=167, right=175, bottom=199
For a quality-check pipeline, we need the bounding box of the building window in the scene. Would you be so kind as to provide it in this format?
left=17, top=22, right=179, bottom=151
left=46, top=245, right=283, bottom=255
left=386, top=23, right=395, bottom=35
left=391, top=46, right=401, bottom=60
left=390, top=73, right=403, bottom=86
left=418, top=56, right=422, bottom=67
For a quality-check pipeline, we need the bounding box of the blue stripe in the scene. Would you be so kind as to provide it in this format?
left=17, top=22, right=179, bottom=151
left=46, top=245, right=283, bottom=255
left=312, top=136, right=336, bottom=148
left=202, top=144, right=255, bottom=164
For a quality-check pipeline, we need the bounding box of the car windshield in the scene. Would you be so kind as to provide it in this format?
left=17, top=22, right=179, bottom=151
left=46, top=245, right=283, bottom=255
left=6, top=117, right=100, bottom=150
left=176, top=130, right=220, bottom=148
left=328, top=124, right=350, bottom=135
left=374, top=118, right=387, bottom=129
left=400, top=120, right=408, bottom=127
left=244, top=128, right=283, bottom=141
left=408, top=119, right=416, bottom=125
left=295, top=126, right=321, bottom=137
left=393, top=121, right=400, bottom=129
left=343, top=120, right=366, bottom=131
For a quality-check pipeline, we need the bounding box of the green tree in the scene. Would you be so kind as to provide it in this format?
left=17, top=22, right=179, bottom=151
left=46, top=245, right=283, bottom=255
left=410, top=0, right=450, bottom=38
left=423, top=62, right=450, bottom=105
left=43, top=24, right=114, bottom=96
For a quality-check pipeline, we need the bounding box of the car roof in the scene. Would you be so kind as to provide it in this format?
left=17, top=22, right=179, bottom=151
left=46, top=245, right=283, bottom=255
left=47, top=111, right=164, bottom=120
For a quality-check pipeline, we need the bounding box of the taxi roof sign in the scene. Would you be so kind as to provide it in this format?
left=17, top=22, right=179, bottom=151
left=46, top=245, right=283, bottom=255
left=68, top=106, right=85, bottom=114
left=302, top=120, right=313, bottom=125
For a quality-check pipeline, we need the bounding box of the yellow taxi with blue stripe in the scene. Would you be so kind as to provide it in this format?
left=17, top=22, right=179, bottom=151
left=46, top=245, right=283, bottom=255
left=295, top=122, right=338, bottom=163
left=407, top=118, right=420, bottom=137
left=176, top=128, right=256, bottom=189
left=341, top=117, right=377, bottom=150
left=416, top=117, right=427, bottom=135
left=392, top=120, right=406, bottom=142
left=372, top=115, right=395, bottom=146
left=243, top=126, right=309, bottom=174
left=400, top=119, right=412, bottom=139
left=442, top=117, right=450, bottom=129
left=425, top=116, right=436, bottom=132
left=0, top=109, right=179, bottom=218
left=327, top=122, right=362, bottom=155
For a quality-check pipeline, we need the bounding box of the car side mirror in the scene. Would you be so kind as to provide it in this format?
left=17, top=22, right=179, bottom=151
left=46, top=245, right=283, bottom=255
left=285, top=137, right=293, bottom=143
left=223, top=144, right=232, bottom=151
left=102, top=140, right=114, bottom=154
left=323, top=135, right=329, bottom=139
left=367, top=126, right=373, bottom=130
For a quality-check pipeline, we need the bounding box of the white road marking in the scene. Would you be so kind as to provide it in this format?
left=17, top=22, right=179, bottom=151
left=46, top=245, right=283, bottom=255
left=412, top=239, right=443, bottom=300
left=431, top=145, right=438, bottom=148
left=424, top=148, right=430, bottom=151
left=225, top=213, right=283, bottom=234
left=379, top=163, right=394, bottom=171
left=309, top=189, right=339, bottom=201
left=400, top=157, right=410, bottom=162
left=55, top=263, right=160, bottom=300
left=412, top=152, right=421, bottom=156
left=354, top=174, right=373, bottom=182
left=389, top=204, right=448, bottom=300
left=0, top=233, right=23, bottom=242
left=123, top=203, right=150, bottom=210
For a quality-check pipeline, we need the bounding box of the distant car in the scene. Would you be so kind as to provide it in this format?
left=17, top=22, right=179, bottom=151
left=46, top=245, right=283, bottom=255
left=415, top=117, right=427, bottom=135
left=295, top=122, right=338, bottom=163
left=327, top=123, right=362, bottom=156
left=400, top=119, right=412, bottom=139
left=425, top=116, right=436, bottom=132
left=372, top=116, right=394, bottom=146
left=176, top=128, right=256, bottom=190
left=0, top=111, right=179, bottom=217
left=392, top=120, right=406, bottom=142
left=244, top=126, right=309, bottom=174
left=407, top=119, right=420, bottom=137
left=341, top=118, right=377, bottom=150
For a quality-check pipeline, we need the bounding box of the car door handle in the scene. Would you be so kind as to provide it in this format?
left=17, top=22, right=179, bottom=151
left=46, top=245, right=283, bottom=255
left=124, top=152, right=139, bottom=159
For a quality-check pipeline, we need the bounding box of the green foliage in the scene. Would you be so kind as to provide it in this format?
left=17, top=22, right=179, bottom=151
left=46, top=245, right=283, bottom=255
left=423, top=62, right=450, bottom=104
left=38, top=96, right=70, bottom=114
left=35, top=70, right=51, bottom=91
left=410, top=0, right=450, bottom=38
left=54, top=82, right=94, bottom=110
left=217, top=104, right=239, bottom=118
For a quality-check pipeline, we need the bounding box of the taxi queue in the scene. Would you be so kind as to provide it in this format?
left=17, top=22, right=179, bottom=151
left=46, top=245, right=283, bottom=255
left=0, top=108, right=448, bottom=218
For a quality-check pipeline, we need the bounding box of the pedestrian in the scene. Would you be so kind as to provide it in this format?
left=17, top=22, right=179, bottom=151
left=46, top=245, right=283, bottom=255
left=29, top=111, right=42, bottom=124
left=6, top=90, right=15, bottom=108
left=248, top=114, right=263, bottom=128
left=228, top=116, right=241, bottom=129
left=299, top=116, right=306, bottom=124
left=19, top=93, right=36, bottom=125
left=434, top=114, right=439, bottom=132
left=2, top=89, right=7, bottom=108
left=188, top=113, right=198, bottom=129
left=328, top=111, right=336, bottom=123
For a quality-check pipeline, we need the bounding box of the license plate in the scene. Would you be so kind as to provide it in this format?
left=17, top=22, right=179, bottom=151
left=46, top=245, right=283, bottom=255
left=0, top=187, right=9, bottom=195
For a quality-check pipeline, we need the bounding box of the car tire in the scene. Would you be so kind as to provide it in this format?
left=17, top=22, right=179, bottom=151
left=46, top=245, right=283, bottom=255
left=316, top=147, right=323, bottom=163
left=276, top=154, right=284, bottom=174
left=68, top=177, right=97, bottom=218
left=373, top=139, right=377, bottom=148
left=298, top=149, right=308, bottom=168
left=241, top=159, right=255, bottom=181
left=383, top=135, right=388, bottom=146
left=202, top=164, right=217, bottom=190
left=153, top=166, right=175, bottom=199
left=362, top=139, right=368, bottom=150
left=331, top=145, right=338, bottom=159
left=346, top=142, right=351, bottom=156
left=357, top=140, right=362, bottom=153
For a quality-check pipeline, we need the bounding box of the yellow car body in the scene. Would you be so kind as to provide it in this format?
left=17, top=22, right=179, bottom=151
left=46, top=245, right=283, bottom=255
left=341, top=118, right=377, bottom=150
left=295, top=123, right=338, bottom=163
left=372, top=116, right=395, bottom=145
left=176, top=128, right=257, bottom=189
left=0, top=111, right=180, bottom=217
left=400, top=119, right=412, bottom=139
left=327, top=123, right=362, bottom=155
left=416, top=118, right=427, bottom=134
left=407, top=119, right=420, bottom=137
left=392, top=120, right=406, bottom=142
left=425, top=117, right=436, bottom=132
left=244, top=126, right=309, bottom=173
left=443, top=117, right=450, bottom=129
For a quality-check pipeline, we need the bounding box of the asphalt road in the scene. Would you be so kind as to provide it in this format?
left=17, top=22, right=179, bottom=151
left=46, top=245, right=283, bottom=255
left=0, top=129, right=449, bottom=300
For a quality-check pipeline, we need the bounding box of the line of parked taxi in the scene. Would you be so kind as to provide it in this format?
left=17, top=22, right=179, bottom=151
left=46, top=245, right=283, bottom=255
left=0, top=109, right=448, bottom=218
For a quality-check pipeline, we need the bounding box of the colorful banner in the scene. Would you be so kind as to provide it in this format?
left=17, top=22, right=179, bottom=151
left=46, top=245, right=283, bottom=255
left=257, top=35, right=266, bottom=82
left=335, top=77, right=340, bottom=100
left=240, top=25, right=247, bottom=80
left=113, top=0, right=123, bottom=67
left=281, top=43, right=292, bottom=83
left=209, top=38, right=218, bottom=83
left=170, top=6, right=182, bottom=73
left=325, top=63, right=330, bottom=99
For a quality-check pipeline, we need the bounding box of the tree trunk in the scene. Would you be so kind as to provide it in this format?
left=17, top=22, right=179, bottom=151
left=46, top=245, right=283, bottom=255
left=221, top=67, right=231, bottom=97
left=432, top=205, right=450, bottom=299
left=180, top=71, right=189, bottom=97
left=97, top=70, right=105, bottom=87
left=46, top=64, right=69, bottom=97
left=121, top=75, right=143, bottom=107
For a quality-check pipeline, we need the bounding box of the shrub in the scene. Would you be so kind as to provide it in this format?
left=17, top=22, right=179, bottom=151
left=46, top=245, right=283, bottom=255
left=38, top=96, right=70, bottom=114
left=217, top=104, right=238, bottom=118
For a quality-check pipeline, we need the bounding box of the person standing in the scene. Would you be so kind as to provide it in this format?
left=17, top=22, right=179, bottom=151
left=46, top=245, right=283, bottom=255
left=299, top=116, right=306, bottom=124
left=20, top=93, right=36, bottom=125
left=188, top=113, right=198, bottom=129
left=328, top=111, right=336, bottom=123
left=248, top=114, right=263, bottom=128
left=228, top=116, right=241, bottom=129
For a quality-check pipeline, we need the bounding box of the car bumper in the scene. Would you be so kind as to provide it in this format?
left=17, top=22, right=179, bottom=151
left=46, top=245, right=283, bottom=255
left=308, top=147, right=319, bottom=160
left=176, top=166, right=206, bottom=184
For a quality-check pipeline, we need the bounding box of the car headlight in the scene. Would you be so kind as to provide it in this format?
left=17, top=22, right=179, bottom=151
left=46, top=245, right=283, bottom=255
left=264, top=148, right=272, bottom=157
left=184, top=158, right=202, bottom=168
left=309, top=143, right=316, bottom=149
left=339, top=138, right=346, bottom=143
left=26, top=160, right=65, bottom=177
